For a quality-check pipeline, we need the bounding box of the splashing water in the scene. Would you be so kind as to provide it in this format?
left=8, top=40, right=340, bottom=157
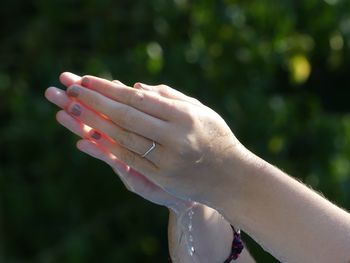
left=170, top=203, right=201, bottom=263
left=187, top=208, right=195, bottom=256
left=181, top=204, right=200, bottom=262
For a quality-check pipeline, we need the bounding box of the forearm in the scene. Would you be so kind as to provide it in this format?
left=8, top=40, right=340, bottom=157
left=220, top=149, right=350, bottom=263
left=49, top=74, right=350, bottom=262
left=168, top=203, right=255, bottom=263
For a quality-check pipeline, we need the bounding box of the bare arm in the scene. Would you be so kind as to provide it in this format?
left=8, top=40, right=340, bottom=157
left=216, top=149, right=350, bottom=263
left=49, top=73, right=350, bottom=262
left=45, top=73, right=256, bottom=263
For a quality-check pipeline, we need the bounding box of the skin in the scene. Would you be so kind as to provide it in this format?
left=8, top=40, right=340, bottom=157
left=46, top=72, right=350, bottom=262
left=60, top=74, right=243, bottom=204
left=45, top=73, right=255, bottom=263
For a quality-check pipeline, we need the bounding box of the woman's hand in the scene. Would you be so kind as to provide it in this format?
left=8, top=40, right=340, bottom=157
left=59, top=72, right=249, bottom=205
left=45, top=73, right=191, bottom=211
left=46, top=73, right=350, bottom=263
left=45, top=73, right=257, bottom=262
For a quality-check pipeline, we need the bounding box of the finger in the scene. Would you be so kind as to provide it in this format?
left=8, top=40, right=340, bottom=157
left=45, top=86, right=122, bottom=141
left=76, top=139, right=136, bottom=192
left=87, top=131, right=155, bottom=183
left=77, top=139, right=162, bottom=194
left=45, top=87, right=70, bottom=109
left=77, top=139, right=117, bottom=167
left=59, top=72, right=82, bottom=87
left=134, top=82, right=202, bottom=106
left=79, top=75, right=180, bottom=120
left=56, top=105, right=163, bottom=167
left=66, top=85, right=168, bottom=143
left=56, top=110, right=91, bottom=138
left=56, top=111, right=157, bottom=173
left=112, top=80, right=128, bottom=86
left=55, top=110, right=148, bottom=181
left=57, top=111, right=162, bottom=192
left=55, top=109, right=159, bottom=193
left=79, top=135, right=159, bottom=178
left=65, top=101, right=162, bottom=162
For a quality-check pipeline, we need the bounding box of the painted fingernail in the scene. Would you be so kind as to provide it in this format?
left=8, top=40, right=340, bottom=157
left=70, top=104, right=81, bottom=116
left=81, top=77, right=89, bottom=87
left=91, top=131, right=101, bottom=140
left=67, top=85, right=79, bottom=97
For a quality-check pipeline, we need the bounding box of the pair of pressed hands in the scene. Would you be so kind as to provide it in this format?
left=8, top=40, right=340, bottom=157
left=45, top=72, right=350, bottom=263
left=45, top=72, right=245, bottom=210
left=45, top=72, right=253, bottom=262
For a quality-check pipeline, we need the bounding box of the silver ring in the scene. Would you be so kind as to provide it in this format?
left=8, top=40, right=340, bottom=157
left=141, top=141, right=156, bottom=158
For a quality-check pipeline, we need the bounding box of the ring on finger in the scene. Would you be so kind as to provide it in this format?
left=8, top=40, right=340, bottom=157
left=141, top=141, right=156, bottom=158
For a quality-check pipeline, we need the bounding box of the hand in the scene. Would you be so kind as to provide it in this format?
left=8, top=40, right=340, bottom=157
left=59, top=73, right=248, bottom=205
left=45, top=73, right=192, bottom=211
left=46, top=74, right=255, bottom=262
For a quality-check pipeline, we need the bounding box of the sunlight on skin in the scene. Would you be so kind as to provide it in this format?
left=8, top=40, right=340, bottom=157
left=46, top=71, right=350, bottom=262
left=45, top=72, right=259, bottom=263
left=83, top=124, right=92, bottom=134
left=109, top=153, right=117, bottom=160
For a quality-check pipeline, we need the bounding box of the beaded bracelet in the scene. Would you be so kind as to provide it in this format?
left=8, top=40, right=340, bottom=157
left=168, top=226, right=244, bottom=262
left=223, top=227, right=244, bottom=262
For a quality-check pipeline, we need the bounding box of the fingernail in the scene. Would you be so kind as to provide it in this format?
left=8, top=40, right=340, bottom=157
left=134, top=83, right=142, bottom=89
left=67, top=85, right=79, bottom=97
left=91, top=131, right=101, bottom=140
left=81, top=77, right=89, bottom=87
left=70, top=104, right=81, bottom=116
left=135, top=82, right=152, bottom=91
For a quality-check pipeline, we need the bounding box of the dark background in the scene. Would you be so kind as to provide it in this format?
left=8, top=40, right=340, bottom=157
left=1, top=0, right=350, bottom=262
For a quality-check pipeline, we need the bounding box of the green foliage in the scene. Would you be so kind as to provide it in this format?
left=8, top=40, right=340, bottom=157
left=1, top=0, right=350, bottom=262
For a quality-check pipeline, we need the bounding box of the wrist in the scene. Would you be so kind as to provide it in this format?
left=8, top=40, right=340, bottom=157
left=168, top=203, right=235, bottom=263
left=204, top=144, right=267, bottom=227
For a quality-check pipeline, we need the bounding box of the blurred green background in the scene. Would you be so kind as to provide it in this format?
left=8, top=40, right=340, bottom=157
left=1, top=0, right=350, bottom=262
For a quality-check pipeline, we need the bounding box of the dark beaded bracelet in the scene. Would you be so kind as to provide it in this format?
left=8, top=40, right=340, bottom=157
left=223, top=227, right=244, bottom=262
left=168, top=226, right=244, bottom=262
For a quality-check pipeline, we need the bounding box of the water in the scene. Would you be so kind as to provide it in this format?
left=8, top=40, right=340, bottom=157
left=179, top=204, right=202, bottom=262
left=186, top=208, right=195, bottom=256
left=170, top=203, right=202, bottom=262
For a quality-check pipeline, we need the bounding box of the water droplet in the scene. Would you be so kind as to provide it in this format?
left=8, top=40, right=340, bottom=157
left=188, top=246, right=194, bottom=256
left=188, top=223, right=192, bottom=231
left=178, top=204, right=201, bottom=262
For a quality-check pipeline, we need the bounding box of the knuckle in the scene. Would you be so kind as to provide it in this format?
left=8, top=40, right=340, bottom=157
left=117, top=130, right=132, bottom=148
left=123, top=91, right=133, bottom=105
left=133, top=90, right=145, bottom=103
left=159, top=84, right=169, bottom=90
left=121, top=150, right=136, bottom=165
left=114, top=106, right=130, bottom=126
left=191, top=98, right=202, bottom=105
left=182, top=106, right=198, bottom=127
left=158, top=84, right=171, bottom=95
left=124, top=89, right=144, bottom=106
